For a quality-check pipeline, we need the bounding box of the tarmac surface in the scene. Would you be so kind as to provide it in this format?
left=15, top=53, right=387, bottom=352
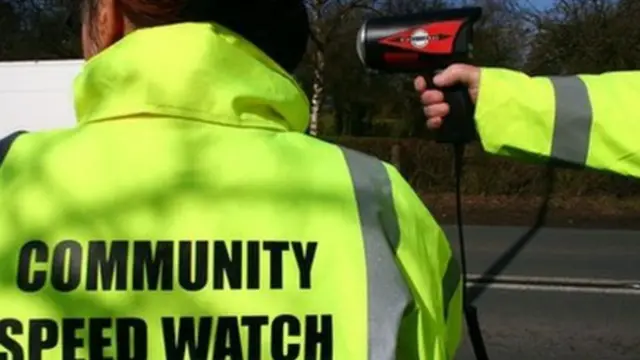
left=441, top=225, right=640, bottom=360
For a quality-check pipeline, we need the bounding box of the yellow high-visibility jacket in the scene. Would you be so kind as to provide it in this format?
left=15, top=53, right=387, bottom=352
left=0, top=23, right=461, bottom=359
left=476, top=68, right=640, bottom=178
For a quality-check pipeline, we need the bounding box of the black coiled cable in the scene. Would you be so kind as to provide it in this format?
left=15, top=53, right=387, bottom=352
left=453, top=143, right=489, bottom=360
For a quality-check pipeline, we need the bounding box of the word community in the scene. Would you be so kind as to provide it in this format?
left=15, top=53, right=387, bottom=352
left=2, top=239, right=334, bottom=359
left=0, top=315, right=333, bottom=359
left=16, top=239, right=317, bottom=292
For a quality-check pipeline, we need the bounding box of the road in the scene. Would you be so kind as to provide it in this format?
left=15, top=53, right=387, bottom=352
left=440, top=225, right=640, bottom=360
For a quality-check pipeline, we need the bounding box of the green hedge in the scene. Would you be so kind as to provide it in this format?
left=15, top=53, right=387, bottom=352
left=324, top=137, right=640, bottom=197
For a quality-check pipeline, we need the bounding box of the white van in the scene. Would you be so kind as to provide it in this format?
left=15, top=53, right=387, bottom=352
left=0, top=60, right=83, bottom=136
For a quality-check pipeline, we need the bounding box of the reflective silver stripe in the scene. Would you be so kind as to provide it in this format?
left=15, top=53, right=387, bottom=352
left=442, top=256, right=461, bottom=321
left=341, top=147, right=412, bottom=360
left=549, top=76, right=593, bottom=165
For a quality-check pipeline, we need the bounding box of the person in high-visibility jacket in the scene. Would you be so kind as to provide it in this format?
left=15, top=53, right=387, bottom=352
left=415, top=64, right=640, bottom=178
left=0, top=0, right=462, bottom=359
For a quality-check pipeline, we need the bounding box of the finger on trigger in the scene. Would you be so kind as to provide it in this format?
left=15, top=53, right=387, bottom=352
left=424, top=103, right=449, bottom=118
left=420, top=90, right=444, bottom=105
left=414, top=76, right=426, bottom=91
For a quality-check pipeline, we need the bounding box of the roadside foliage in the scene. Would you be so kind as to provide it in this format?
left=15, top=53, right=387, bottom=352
left=1, top=0, right=638, bottom=205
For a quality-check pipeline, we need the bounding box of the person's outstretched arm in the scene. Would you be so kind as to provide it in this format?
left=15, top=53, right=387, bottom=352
left=415, top=65, right=640, bottom=178
left=385, top=164, right=463, bottom=360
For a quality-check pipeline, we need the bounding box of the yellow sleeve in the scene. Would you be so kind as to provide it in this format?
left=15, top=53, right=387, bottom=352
left=386, top=164, right=463, bottom=360
left=475, top=68, right=640, bottom=178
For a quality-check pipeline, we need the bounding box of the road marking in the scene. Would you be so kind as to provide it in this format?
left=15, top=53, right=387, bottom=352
left=467, top=282, right=640, bottom=295
left=466, top=274, right=640, bottom=295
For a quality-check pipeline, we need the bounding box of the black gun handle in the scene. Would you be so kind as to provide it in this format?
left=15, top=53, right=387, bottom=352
left=426, top=76, right=478, bottom=144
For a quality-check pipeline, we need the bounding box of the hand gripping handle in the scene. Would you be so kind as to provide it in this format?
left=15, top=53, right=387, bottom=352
left=427, top=75, right=478, bottom=144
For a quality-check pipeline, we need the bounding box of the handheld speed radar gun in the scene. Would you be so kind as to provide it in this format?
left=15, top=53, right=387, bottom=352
left=357, top=9, right=492, bottom=359
left=356, top=7, right=482, bottom=144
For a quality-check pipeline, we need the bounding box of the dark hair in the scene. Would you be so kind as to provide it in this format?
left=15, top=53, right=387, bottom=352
left=83, top=0, right=309, bottom=72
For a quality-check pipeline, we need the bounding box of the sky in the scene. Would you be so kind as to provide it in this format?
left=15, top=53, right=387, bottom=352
left=529, top=0, right=556, bottom=9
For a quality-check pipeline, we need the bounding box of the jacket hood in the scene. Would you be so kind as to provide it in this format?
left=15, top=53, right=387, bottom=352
left=73, top=22, right=310, bottom=133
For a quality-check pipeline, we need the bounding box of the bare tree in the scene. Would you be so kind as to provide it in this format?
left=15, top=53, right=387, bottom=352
left=470, top=0, right=532, bottom=69
left=307, top=0, right=325, bottom=136
left=0, top=0, right=80, bottom=60
left=305, top=0, right=378, bottom=136
left=525, top=0, right=639, bottom=74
